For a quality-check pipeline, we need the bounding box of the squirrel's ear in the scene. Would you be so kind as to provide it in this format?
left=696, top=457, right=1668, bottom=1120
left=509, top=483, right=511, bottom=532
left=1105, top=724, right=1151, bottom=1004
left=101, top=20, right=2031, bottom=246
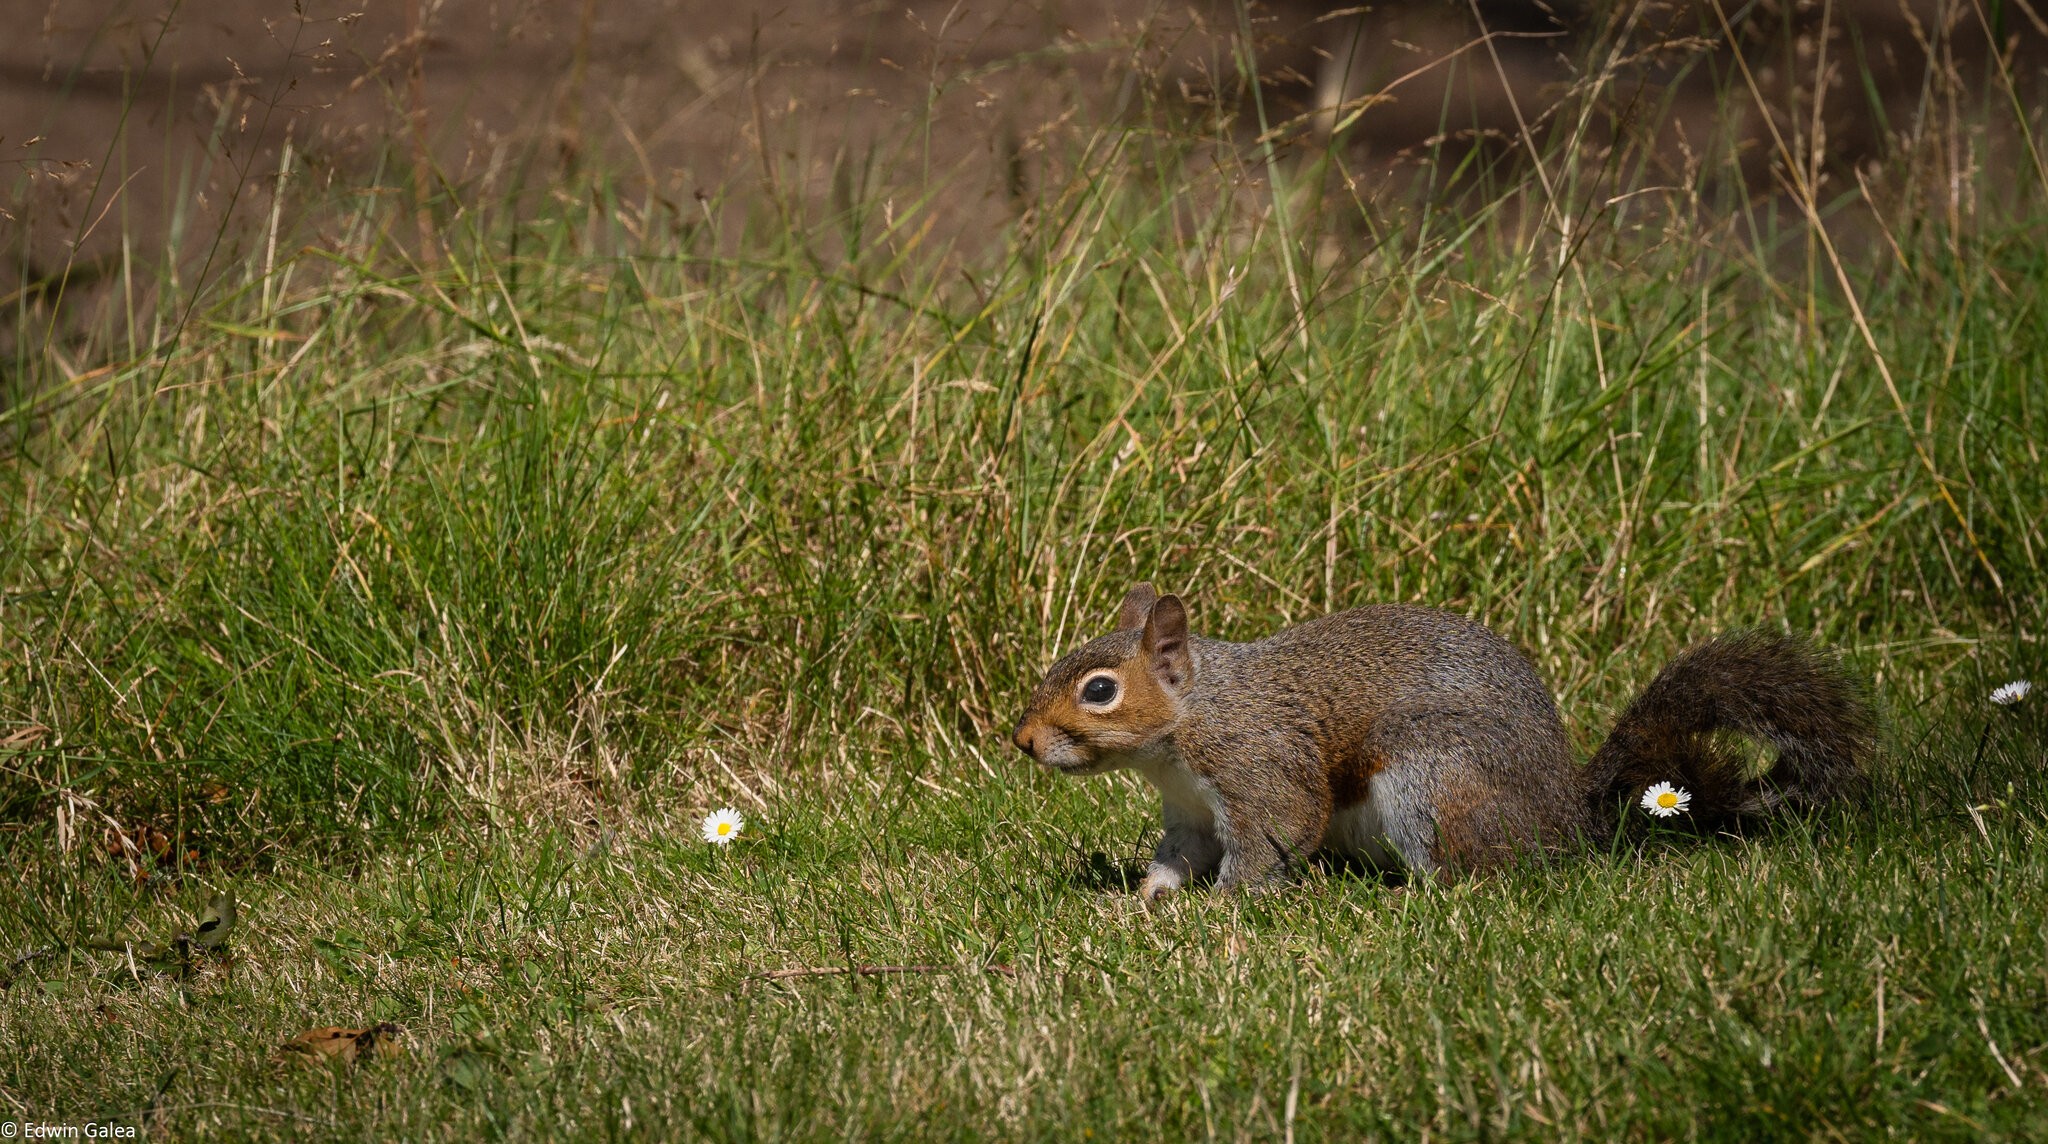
left=1142, top=594, right=1191, bottom=690
left=1115, top=583, right=1159, bottom=631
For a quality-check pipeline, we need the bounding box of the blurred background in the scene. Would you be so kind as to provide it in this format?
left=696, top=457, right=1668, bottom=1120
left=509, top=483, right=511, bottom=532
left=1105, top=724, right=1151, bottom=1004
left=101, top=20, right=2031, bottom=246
left=5, top=1, right=2044, bottom=854
left=9, top=0, right=2047, bottom=336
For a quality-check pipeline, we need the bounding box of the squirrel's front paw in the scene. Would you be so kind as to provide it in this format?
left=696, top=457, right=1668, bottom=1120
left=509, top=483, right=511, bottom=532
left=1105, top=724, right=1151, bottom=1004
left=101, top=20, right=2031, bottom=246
left=1137, top=871, right=1183, bottom=903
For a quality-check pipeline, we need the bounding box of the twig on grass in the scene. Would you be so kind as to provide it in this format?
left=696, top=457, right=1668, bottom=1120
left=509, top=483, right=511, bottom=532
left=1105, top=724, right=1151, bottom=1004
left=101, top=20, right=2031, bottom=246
left=1978, top=1010, right=2026, bottom=1090
left=0, top=946, right=54, bottom=989
left=149, top=1101, right=338, bottom=1129
left=756, top=963, right=1017, bottom=983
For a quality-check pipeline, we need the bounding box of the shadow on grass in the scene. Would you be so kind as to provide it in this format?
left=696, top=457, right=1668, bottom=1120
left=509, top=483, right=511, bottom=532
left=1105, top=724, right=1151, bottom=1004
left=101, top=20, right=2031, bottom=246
left=1066, top=850, right=1146, bottom=894
left=1063, top=848, right=1418, bottom=895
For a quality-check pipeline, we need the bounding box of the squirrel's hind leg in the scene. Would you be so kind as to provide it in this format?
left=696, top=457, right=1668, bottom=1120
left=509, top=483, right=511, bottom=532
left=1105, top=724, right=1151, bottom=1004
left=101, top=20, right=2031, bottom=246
left=1364, top=707, right=1580, bottom=877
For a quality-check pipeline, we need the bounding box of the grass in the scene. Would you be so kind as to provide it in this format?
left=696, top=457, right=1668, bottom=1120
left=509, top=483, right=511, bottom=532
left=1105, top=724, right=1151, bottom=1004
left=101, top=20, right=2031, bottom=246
left=4, top=732, right=2046, bottom=1139
left=4, top=3, right=2048, bottom=1138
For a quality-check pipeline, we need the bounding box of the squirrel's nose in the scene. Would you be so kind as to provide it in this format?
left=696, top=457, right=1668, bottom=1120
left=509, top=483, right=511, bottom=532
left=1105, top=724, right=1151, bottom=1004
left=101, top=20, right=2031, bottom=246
left=1012, top=722, right=1036, bottom=757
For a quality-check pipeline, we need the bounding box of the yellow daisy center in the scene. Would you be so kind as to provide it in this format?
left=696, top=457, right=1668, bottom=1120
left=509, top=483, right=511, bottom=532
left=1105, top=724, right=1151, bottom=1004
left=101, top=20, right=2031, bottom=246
left=717, top=822, right=733, bottom=835
left=1656, top=791, right=1679, bottom=809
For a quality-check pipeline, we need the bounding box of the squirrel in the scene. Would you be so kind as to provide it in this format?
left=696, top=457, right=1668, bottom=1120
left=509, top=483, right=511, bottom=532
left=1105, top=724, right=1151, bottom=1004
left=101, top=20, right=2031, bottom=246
left=1010, top=583, right=1874, bottom=900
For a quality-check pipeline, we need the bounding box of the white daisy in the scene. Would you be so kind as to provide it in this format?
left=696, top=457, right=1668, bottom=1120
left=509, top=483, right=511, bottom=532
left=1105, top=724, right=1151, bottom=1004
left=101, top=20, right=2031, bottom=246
left=701, top=807, right=745, bottom=845
left=1639, top=782, right=1691, bottom=818
left=1991, top=680, right=2032, bottom=707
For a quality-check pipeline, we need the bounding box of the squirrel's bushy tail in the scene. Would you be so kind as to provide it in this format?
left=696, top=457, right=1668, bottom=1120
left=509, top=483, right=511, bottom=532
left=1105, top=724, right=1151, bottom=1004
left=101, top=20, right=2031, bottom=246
left=1583, top=630, right=1875, bottom=834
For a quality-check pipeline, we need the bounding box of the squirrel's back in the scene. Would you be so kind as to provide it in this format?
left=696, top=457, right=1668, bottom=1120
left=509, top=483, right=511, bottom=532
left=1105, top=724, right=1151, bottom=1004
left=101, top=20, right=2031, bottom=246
left=1245, top=604, right=1563, bottom=717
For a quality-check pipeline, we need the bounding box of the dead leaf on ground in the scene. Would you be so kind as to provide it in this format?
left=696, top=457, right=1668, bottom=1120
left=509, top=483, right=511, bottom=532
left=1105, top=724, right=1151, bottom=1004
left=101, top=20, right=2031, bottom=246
left=107, top=822, right=173, bottom=861
left=276, top=1023, right=407, bottom=1067
left=190, top=890, right=236, bottom=953
left=79, top=889, right=239, bottom=980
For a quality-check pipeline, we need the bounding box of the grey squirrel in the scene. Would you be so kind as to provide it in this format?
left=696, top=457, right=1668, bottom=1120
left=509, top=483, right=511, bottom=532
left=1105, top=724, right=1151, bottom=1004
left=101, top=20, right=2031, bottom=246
left=1011, top=584, right=1873, bottom=899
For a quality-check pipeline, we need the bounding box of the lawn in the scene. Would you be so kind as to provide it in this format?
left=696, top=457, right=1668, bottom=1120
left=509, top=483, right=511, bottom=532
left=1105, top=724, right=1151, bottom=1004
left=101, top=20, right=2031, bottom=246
left=3, top=9, right=2047, bottom=1138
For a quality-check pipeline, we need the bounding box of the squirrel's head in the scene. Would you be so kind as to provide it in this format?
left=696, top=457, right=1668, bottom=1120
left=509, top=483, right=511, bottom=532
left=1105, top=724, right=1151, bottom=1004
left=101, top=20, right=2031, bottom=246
left=1010, top=582, right=1194, bottom=776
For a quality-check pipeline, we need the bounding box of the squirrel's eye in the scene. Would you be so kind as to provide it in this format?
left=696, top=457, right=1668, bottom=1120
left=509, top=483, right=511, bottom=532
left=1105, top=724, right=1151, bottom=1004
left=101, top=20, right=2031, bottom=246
left=1080, top=675, right=1119, bottom=705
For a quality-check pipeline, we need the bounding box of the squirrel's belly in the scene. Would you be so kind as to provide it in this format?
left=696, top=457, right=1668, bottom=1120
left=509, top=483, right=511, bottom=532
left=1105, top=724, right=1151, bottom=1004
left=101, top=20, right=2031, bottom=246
left=1325, top=800, right=1405, bottom=870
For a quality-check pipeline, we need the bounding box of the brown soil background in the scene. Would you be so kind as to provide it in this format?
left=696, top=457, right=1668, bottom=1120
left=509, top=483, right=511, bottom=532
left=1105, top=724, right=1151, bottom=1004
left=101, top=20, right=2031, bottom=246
left=6, top=1, right=2046, bottom=313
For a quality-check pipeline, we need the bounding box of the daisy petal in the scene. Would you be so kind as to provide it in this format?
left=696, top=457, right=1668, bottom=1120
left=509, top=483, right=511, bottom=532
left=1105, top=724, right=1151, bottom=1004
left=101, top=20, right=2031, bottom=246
left=1639, top=781, right=1691, bottom=818
left=701, top=807, right=746, bottom=845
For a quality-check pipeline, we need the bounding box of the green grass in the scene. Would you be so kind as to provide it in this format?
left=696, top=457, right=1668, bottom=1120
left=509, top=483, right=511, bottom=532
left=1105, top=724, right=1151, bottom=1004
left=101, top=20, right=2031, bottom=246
left=3, top=733, right=2046, bottom=1139
left=4, top=8, right=2048, bottom=1138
